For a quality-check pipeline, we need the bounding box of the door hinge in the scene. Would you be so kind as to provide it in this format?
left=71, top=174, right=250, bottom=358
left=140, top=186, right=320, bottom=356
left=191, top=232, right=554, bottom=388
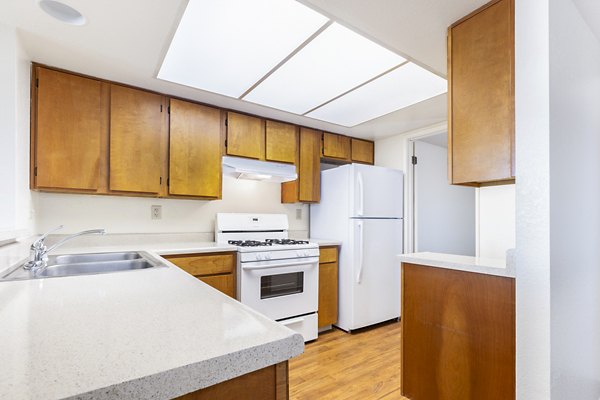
left=224, top=139, right=228, bottom=148
left=167, top=178, right=170, bottom=187
left=160, top=104, right=163, bottom=112
left=411, top=155, right=418, bottom=165
left=34, top=166, right=38, bottom=176
left=160, top=176, right=162, bottom=185
left=35, top=78, right=39, bottom=88
left=225, top=118, right=228, bottom=127
left=167, top=105, right=170, bottom=114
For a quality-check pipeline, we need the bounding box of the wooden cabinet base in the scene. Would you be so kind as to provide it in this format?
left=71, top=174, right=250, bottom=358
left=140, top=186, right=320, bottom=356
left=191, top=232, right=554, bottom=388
left=176, top=362, right=288, bottom=400
left=401, top=263, right=515, bottom=400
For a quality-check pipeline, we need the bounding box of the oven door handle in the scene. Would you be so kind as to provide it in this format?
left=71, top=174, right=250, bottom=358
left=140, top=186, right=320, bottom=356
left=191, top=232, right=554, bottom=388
left=241, top=259, right=319, bottom=270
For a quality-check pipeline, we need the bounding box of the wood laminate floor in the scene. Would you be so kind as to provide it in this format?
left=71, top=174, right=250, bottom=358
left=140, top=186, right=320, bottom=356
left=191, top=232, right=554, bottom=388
left=289, top=321, right=408, bottom=400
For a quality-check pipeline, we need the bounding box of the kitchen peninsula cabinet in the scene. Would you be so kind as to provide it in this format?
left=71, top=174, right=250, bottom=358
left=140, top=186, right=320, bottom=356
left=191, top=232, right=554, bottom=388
left=226, top=112, right=265, bottom=160
left=109, top=84, right=167, bottom=195
left=31, top=67, right=107, bottom=192
left=401, top=262, right=515, bottom=399
left=282, top=127, right=321, bottom=203
left=318, top=246, right=339, bottom=329
left=266, top=120, right=298, bottom=164
left=169, top=99, right=223, bottom=199
left=351, top=138, right=375, bottom=164
left=164, top=252, right=236, bottom=298
left=448, top=0, right=515, bottom=185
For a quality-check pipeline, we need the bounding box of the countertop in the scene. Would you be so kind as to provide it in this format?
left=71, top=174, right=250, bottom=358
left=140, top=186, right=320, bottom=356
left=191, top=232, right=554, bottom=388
left=0, top=238, right=304, bottom=399
left=397, top=250, right=515, bottom=278
left=308, top=238, right=342, bottom=247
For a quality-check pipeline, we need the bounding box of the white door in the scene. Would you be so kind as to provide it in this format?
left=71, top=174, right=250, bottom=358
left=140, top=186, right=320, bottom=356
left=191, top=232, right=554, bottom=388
left=413, top=140, right=476, bottom=255
left=352, top=164, right=403, bottom=218
left=349, top=218, right=402, bottom=330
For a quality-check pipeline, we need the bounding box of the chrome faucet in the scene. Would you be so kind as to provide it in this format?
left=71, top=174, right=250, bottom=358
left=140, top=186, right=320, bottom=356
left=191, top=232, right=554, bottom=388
left=24, top=225, right=106, bottom=273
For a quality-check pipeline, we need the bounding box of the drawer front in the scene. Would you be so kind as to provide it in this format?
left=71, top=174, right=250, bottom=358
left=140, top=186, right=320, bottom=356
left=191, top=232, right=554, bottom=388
left=280, top=312, right=318, bottom=342
left=165, top=253, right=235, bottom=275
left=319, top=246, right=338, bottom=264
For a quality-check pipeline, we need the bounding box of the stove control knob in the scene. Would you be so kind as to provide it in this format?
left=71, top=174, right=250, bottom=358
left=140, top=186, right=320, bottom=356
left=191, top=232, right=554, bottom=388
left=256, top=254, right=263, bottom=261
left=296, top=250, right=302, bottom=257
left=265, top=253, right=272, bottom=260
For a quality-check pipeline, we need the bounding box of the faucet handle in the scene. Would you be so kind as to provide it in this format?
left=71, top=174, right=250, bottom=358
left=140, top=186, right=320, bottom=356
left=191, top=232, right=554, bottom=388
left=32, top=225, right=64, bottom=248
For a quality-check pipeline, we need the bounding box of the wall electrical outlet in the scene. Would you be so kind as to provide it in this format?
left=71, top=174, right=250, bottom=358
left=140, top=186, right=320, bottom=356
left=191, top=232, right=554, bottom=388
left=296, top=208, right=302, bottom=220
left=151, top=205, right=162, bottom=220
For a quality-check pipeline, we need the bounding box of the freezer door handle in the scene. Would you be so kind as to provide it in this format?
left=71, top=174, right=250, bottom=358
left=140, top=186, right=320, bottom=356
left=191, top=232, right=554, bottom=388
left=356, top=221, right=364, bottom=284
left=357, top=172, right=364, bottom=216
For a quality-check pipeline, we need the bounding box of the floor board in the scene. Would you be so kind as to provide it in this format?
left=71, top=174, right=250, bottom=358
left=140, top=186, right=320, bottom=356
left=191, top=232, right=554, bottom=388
left=289, top=321, right=408, bottom=400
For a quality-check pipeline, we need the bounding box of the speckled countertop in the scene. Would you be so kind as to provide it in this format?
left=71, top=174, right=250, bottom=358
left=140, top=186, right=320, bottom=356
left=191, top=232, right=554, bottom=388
left=397, top=250, right=516, bottom=278
left=308, top=238, right=342, bottom=247
left=0, top=238, right=304, bottom=400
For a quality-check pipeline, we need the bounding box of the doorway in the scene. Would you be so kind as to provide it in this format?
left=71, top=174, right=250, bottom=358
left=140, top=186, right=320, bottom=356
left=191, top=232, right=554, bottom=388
left=410, top=133, right=476, bottom=256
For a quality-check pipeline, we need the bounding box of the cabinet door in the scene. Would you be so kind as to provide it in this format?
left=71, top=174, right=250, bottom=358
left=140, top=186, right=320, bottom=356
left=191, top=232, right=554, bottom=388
left=169, top=99, right=222, bottom=198
left=34, top=67, right=106, bottom=191
left=299, top=128, right=321, bottom=202
left=199, top=274, right=235, bottom=298
left=109, top=85, right=166, bottom=194
left=323, top=133, right=351, bottom=160
left=265, top=120, right=297, bottom=164
left=318, top=259, right=338, bottom=328
left=449, top=0, right=514, bottom=184
left=226, top=112, right=264, bottom=159
left=351, top=138, right=374, bottom=165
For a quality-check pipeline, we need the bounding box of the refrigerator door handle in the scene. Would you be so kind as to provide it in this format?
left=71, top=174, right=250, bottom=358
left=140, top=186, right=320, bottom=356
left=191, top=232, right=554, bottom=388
left=357, top=172, right=364, bottom=216
left=356, top=221, right=364, bottom=284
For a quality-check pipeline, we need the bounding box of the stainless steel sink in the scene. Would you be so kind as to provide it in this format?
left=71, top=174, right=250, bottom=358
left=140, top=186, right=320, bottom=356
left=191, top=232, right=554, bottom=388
left=51, top=252, right=142, bottom=265
left=1, top=251, right=163, bottom=281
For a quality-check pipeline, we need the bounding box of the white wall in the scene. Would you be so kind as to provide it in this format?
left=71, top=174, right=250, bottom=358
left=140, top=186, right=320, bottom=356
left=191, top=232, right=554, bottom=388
left=414, top=140, right=476, bottom=256
left=0, top=24, right=33, bottom=240
left=0, top=24, right=17, bottom=233
left=549, top=0, right=600, bottom=397
left=478, top=185, right=515, bottom=259
left=375, top=125, right=515, bottom=259
left=515, top=0, right=552, bottom=397
left=34, top=177, right=309, bottom=237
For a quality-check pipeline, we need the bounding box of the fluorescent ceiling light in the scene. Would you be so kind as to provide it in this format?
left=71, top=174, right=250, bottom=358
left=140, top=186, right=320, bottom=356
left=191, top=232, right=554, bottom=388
left=306, top=63, right=447, bottom=127
left=243, top=22, right=405, bottom=114
left=158, top=0, right=328, bottom=98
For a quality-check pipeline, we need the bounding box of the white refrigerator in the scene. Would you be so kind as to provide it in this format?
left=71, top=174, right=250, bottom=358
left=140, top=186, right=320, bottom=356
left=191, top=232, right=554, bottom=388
left=310, top=163, right=403, bottom=332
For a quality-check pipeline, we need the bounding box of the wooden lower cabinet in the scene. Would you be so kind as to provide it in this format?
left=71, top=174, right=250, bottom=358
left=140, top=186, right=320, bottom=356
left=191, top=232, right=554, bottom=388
left=176, top=362, right=288, bottom=400
left=318, top=246, right=339, bottom=328
left=401, top=263, right=515, bottom=400
left=164, top=252, right=237, bottom=298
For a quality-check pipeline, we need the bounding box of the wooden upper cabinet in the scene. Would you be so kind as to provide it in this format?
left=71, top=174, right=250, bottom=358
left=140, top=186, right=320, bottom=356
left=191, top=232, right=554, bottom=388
left=226, top=112, right=265, bottom=159
left=109, top=85, right=166, bottom=194
left=33, top=67, right=107, bottom=192
left=351, top=139, right=374, bottom=165
left=448, top=0, right=515, bottom=185
left=298, top=128, right=321, bottom=202
left=265, top=120, right=297, bottom=164
left=169, top=99, right=222, bottom=198
left=322, top=133, right=351, bottom=161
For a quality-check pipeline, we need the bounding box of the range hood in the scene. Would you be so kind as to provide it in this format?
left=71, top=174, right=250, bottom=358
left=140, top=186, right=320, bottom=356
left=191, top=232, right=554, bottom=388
left=222, top=156, right=297, bottom=183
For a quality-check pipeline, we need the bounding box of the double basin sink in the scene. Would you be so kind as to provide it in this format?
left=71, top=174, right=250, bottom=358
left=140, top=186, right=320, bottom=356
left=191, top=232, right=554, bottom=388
left=1, top=251, right=163, bottom=281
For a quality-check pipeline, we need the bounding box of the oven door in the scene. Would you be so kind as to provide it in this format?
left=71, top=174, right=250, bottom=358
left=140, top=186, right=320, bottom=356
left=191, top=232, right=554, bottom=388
left=239, top=257, right=319, bottom=321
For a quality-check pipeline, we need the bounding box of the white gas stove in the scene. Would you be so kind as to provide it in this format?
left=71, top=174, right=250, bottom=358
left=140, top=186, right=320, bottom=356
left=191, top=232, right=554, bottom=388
left=216, top=213, right=319, bottom=342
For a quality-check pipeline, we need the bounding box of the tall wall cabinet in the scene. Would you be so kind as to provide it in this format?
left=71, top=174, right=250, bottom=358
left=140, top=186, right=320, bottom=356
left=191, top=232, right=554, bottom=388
left=448, top=0, right=515, bottom=185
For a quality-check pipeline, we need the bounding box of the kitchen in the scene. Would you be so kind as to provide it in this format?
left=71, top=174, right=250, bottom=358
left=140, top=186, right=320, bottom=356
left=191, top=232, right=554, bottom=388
left=1, top=0, right=599, bottom=399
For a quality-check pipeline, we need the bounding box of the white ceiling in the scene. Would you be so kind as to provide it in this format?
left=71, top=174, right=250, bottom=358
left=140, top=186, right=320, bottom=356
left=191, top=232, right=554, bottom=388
left=0, top=0, right=486, bottom=140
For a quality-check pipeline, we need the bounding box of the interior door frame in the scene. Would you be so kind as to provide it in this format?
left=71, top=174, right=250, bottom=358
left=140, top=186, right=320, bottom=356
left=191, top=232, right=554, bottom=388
left=402, top=124, right=448, bottom=254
